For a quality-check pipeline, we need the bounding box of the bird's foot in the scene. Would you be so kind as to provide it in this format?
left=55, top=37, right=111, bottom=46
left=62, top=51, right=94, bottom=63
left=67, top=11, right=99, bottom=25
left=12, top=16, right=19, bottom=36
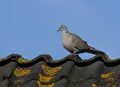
left=70, top=53, right=82, bottom=59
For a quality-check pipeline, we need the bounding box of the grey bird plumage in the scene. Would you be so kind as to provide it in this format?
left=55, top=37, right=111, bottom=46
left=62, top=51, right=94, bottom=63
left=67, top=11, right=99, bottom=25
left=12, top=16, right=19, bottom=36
left=57, top=24, right=106, bottom=55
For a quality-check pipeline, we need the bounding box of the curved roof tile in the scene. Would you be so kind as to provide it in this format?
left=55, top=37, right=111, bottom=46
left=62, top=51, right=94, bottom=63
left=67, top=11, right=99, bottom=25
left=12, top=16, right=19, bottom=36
left=0, top=54, right=120, bottom=87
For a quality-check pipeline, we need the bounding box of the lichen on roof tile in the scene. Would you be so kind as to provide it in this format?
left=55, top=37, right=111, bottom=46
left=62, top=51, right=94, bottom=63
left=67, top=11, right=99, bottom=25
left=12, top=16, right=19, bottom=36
left=0, top=54, right=120, bottom=87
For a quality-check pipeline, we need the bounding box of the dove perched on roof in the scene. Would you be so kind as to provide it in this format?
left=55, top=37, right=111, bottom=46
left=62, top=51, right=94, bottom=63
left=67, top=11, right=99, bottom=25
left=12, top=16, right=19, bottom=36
left=57, top=24, right=106, bottom=55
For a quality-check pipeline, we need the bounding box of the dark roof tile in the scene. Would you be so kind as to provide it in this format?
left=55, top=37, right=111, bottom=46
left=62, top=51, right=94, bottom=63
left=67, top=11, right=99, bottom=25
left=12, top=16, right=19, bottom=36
left=0, top=54, right=120, bottom=87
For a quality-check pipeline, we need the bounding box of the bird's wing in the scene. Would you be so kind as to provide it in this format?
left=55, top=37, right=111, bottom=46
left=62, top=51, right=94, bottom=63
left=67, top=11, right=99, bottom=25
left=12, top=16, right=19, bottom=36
left=69, top=32, right=89, bottom=50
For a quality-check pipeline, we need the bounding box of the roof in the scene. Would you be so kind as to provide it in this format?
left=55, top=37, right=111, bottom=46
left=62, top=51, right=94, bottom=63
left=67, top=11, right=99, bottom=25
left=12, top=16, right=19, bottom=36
left=0, top=54, right=120, bottom=87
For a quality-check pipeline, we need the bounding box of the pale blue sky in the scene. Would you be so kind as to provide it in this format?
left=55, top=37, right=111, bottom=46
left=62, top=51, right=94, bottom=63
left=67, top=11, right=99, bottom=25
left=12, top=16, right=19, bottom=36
left=0, top=0, right=120, bottom=60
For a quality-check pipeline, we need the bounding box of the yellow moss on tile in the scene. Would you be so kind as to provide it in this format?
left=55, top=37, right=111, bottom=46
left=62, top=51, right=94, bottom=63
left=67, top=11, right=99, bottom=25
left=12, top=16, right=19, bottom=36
left=14, top=80, right=25, bottom=87
left=112, top=86, right=116, bottom=87
left=92, top=83, right=98, bottom=87
left=14, top=68, right=31, bottom=77
left=101, top=71, right=117, bottom=86
left=104, top=55, right=111, bottom=61
left=17, top=86, right=20, bottom=87
left=37, top=81, right=55, bottom=87
left=18, top=57, right=30, bottom=64
left=42, top=64, right=62, bottom=76
left=39, top=74, right=54, bottom=83
left=101, top=72, right=115, bottom=79
left=108, top=77, right=117, bottom=82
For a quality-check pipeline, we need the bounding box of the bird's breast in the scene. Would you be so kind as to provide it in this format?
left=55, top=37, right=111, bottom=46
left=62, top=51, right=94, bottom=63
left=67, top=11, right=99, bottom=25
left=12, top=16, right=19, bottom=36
left=62, top=34, right=73, bottom=53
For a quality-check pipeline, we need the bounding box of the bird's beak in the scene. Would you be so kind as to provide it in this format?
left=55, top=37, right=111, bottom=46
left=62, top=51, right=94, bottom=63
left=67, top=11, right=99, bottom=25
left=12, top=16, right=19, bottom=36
left=57, top=28, right=60, bottom=32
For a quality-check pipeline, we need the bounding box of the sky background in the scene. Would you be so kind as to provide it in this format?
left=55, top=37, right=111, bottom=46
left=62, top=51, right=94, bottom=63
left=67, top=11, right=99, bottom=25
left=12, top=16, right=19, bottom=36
left=0, top=0, right=120, bottom=60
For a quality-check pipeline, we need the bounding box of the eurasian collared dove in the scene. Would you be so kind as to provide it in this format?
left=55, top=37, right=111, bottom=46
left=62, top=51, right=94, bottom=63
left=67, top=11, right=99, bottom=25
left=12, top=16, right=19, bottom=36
left=57, top=24, right=106, bottom=55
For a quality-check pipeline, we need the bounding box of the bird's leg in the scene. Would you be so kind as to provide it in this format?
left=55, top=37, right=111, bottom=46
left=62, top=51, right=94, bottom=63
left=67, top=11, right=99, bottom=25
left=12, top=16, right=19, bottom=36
left=72, top=44, right=79, bottom=54
left=73, top=50, right=77, bottom=54
left=71, top=51, right=82, bottom=60
left=70, top=51, right=78, bottom=56
left=71, top=53, right=76, bottom=56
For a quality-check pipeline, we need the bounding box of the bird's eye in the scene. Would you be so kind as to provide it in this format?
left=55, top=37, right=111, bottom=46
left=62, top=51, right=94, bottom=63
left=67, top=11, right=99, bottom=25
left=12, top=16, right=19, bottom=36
left=60, top=26, right=62, bottom=29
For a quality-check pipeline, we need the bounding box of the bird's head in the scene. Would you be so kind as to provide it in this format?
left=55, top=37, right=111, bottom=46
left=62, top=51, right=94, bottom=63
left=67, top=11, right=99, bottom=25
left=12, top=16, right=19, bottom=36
left=57, top=24, right=68, bottom=32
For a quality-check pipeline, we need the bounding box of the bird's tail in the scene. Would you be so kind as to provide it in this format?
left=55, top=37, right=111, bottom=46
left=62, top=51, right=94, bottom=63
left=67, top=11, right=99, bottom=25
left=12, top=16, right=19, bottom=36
left=87, top=46, right=111, bottom=61
left=87, top=46, right=105, bottom=55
